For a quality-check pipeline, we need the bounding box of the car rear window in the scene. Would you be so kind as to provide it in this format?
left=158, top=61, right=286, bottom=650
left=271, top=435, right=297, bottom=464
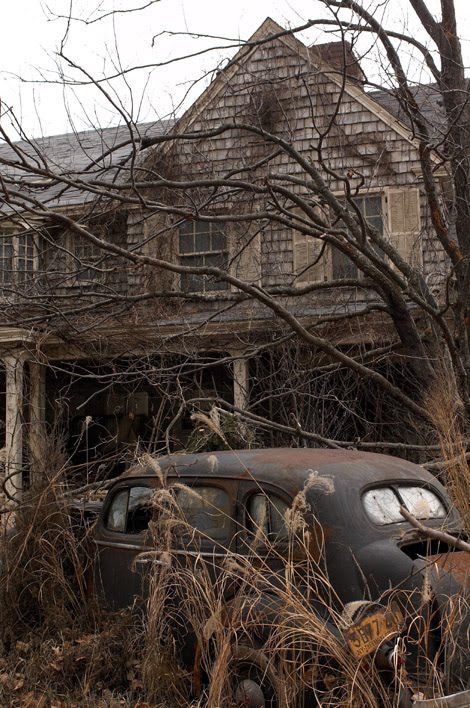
left=398, top=486, right=446, bottom=520
left=363, top=486, right=446, bottom=525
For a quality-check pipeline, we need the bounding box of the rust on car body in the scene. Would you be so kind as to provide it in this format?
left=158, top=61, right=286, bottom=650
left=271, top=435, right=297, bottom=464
left=93, top=448, right=469, bottom=698
left=103, top=448, right=467, bottom=597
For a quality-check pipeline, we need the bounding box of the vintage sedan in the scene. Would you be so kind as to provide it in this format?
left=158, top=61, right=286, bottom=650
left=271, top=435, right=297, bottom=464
left=92, top=448, right=469, bottom=707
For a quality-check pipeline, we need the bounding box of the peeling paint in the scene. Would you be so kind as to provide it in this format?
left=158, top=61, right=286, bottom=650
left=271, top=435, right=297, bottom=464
left=304, top=469, right=335, bottom=495
left=207, top=454, right=219, bottom=473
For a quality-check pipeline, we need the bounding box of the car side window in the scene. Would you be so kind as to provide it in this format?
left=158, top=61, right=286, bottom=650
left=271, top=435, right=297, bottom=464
left=247, top=492, right=289, bottom=542
left=105, top=486, right=153, bottom=534
left=127, top=487, right=154, bottom=534
left=176, top=485, right=231, bottom=541
left=106, top=489, right=129, bottom=532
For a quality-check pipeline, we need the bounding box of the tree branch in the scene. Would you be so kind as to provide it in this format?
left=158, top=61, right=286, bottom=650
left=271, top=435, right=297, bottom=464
left=400, top=506, right=470, bottom=552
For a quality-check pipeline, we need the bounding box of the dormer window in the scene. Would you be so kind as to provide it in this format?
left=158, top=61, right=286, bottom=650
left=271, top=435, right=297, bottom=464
left=178, top=221, right=228, bottom=293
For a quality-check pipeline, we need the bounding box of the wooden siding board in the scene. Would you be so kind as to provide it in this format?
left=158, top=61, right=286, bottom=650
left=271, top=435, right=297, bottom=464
left=29, top=28, right=450, bottom=324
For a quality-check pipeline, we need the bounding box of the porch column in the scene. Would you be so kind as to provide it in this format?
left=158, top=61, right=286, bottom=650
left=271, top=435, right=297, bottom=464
left=28, top=361, right=46, bottom=477
left=4, top=354, right=24, bottom=500
left=232, top=353, right=250, bottom=410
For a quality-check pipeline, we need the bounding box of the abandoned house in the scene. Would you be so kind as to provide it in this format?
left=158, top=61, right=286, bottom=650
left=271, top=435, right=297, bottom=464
left=0, top=18, right=452, bottom=497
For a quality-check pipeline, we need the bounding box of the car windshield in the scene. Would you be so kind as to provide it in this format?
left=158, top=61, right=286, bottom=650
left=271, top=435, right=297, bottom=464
left=363, top=485, right=446, bottom=525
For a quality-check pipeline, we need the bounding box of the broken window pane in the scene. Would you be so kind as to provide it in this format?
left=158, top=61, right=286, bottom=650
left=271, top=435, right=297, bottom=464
left=398, top=486, right=445, bottom=520
left=363, top=487, right=402, bottom=525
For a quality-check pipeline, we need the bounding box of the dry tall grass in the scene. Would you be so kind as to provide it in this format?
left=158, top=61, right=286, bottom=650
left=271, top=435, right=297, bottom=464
left=0, top=444, right=468, bottom=706
left=424, top=367, right=470, bottom=529
left=0, top=441, right=94, bottom=638
left=137, top=468, right=468, bottom=707
left=0, top=440, right=142, bottom=705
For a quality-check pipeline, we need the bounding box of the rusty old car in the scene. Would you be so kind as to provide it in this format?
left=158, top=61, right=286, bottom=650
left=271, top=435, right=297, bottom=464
left=92, top=448, right=469, bottom=707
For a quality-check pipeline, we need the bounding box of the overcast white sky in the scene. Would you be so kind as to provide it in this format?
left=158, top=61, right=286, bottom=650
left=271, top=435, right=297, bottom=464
left=1, top=0, right=470, bottom=139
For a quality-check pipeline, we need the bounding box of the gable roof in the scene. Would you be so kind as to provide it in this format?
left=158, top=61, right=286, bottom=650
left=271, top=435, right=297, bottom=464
left=0, top=18, right=442, bottom=217
left=155, top=16, right=435, bottom=159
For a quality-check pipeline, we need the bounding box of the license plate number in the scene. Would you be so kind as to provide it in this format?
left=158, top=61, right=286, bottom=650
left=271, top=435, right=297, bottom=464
left=345, top=604, right=404, bottom=659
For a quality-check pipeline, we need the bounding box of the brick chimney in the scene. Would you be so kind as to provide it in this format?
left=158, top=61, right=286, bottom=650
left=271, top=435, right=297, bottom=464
left=310, top=41, right=366, bottom=85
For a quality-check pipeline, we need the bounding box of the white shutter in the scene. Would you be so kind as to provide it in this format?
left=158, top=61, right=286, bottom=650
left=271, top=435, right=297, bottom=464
left=293, top=231, right=328, bottom=283
left=386, top=188, right=422, bottom=267
left=230, top=230, right=261, bottom=286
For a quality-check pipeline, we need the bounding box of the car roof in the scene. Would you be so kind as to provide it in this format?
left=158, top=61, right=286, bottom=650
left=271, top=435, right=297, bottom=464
left=123, top=448, right=442, bottom=497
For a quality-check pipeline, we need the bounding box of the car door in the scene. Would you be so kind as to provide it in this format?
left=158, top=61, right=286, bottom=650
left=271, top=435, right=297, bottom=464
left=94, top=479, right=155, bottom=609
left=173, top=478, right=237, bottom=585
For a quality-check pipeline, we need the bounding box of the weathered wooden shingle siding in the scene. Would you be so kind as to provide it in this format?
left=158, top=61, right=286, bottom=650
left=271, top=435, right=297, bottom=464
left=41, top=213, right=130, bottom=298
left=140, top=33, right=447, bottom=313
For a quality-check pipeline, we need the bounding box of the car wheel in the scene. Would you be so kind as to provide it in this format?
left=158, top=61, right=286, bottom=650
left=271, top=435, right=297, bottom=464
left=230, top=646, right=282, bottom=708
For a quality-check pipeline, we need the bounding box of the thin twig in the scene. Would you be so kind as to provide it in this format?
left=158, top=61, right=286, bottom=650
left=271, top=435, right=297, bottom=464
left=399, top=506, right=470, bottom=553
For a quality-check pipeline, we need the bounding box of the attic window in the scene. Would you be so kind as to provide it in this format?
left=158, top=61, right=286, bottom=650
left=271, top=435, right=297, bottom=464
left=178, top=221, right=228, bottom=293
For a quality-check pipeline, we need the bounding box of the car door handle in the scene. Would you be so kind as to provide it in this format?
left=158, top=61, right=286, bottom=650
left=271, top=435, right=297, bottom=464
left=134, top=558, right=163, bottom=566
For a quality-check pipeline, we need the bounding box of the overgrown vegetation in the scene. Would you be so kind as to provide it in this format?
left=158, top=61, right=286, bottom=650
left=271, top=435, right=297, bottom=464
left=0, top=436, right=468, bottom=706
left=0, top=444, right=141, bottom=705
left=423, top=369, right=470, bottom=529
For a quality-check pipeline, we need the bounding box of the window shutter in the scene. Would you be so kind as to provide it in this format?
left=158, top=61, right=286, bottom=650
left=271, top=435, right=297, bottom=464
left=386, top=188, right=422, bottom=267
left=230, top=231, right=261, bottom=286
left=141, top=212, right=178, bottom=291
left=293, top=231, right=328, bottom=283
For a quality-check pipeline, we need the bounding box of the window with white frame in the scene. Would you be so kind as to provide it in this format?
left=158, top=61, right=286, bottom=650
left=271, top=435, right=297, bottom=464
left=332, top=195, right=384, bottom=279
left=178, top=221, right=229, bottom=293
left=0, top=232, right=36, bottom=289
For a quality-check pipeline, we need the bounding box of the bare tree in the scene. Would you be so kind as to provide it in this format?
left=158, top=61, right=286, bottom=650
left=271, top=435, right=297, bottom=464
left=0, top=0, right=469, bottom=488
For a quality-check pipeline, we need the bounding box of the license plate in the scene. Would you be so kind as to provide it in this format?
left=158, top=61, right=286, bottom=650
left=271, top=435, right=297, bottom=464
left=345, top=604, right=404, bottom=659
